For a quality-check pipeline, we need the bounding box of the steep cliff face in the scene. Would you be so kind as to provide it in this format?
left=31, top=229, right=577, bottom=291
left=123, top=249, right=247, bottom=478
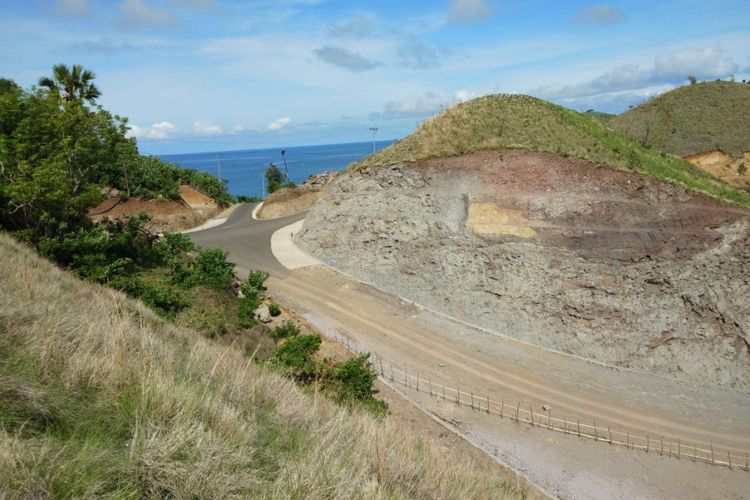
left=297, top=150, right=750, bottom=390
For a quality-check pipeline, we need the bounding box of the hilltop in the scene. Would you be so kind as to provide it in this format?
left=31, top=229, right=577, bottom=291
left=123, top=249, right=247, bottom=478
left=610, top=81, right=750, bottom=158
left=298, top=93, right=750, bottom=390
left=354, top=94, right=750, bottom=210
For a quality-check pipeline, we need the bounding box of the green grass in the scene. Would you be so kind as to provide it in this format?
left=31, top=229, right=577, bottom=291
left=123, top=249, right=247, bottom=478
left=353, top=93, right=750, bottom=210
left=610, top=81, right=750, bottom=158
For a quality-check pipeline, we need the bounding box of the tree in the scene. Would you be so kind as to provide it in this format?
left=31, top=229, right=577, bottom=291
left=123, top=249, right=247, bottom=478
left=265, top=163, right=285, bottom=193
left=0, top=78, right=19, bottom=95
left=38, top=64, right=101, bottom=104
left=687, top=75, right=697, bottom=85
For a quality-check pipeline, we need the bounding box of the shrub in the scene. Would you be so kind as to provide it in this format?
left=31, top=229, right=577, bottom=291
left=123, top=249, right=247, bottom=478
left=271, top=320, right=299, bottom=340
left=268, top=334, right=322, bottom=381
left=329, top=353, right=387, bottom=415
left=192, top=248, right=235, bottom=289
left=245, top=270, right=269, bottom=292
left=268, top=302, right=282, bottom=317
left=237, top=296, right=261, bottom=328
left=123, top=279, right=189, bottom=317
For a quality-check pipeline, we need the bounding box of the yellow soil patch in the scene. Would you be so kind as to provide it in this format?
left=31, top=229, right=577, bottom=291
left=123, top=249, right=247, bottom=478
left=684, top=150, right=750, bottom=188
left=179, top=185, right=217, bottom=209
left=467, top=202, right=536, bottom=238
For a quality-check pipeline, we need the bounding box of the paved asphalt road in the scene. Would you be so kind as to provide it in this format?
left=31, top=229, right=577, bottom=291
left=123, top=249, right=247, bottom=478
left=187, top=203, right=305, bottom=278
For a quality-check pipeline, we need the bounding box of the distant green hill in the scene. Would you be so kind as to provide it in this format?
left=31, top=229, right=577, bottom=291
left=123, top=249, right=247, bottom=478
left=610, top=81, right=750, bottom=158
left=355, top=93, right=750, bottom=209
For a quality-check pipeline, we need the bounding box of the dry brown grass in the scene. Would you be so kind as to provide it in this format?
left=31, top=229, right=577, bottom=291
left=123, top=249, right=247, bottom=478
left=0, top=234, right=523, bottom=499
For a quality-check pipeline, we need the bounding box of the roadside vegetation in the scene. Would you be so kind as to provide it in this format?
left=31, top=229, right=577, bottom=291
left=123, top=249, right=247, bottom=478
left=0, top=233, right=522, bottom=498
left=610, top=80, right=750, bottom=158
left=354, top=93, right=750, bottom=209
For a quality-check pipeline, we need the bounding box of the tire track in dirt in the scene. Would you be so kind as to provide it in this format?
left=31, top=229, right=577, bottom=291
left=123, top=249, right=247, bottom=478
left=270, top=270, right=750, bottom=455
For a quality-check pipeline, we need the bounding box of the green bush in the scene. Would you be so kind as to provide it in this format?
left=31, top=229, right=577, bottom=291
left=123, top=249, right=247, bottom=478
left=268, top=334, right=322, bottom=381
left=268, top=302, right=282, bottom=317
left=121, top=278, right=189, bottom=317
left=237, top=296, right=260, bottom=328
left=271, top=320, right=299, bottom=340
left=328, top=354, right=387, bottom=415
left=244, top=270, right=269, bottom=292
left=192, top=248, right=235, bottom=289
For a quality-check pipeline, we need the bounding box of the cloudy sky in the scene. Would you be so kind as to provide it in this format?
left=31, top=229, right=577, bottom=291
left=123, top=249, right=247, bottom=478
left=2, top=0, right=749, bottom=154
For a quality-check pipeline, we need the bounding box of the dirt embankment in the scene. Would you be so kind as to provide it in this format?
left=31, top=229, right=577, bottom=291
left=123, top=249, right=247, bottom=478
left=684, top=150, right=750, bottom=189
left=90, top=185, right=221, bottom=232
left=257, top=172, right=336, bottom=219
left=296, top=150, right=750, bottom=390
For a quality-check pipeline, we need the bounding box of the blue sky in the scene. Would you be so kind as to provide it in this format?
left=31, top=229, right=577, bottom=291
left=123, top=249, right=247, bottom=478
left=1, top=0, right=749, bottom=154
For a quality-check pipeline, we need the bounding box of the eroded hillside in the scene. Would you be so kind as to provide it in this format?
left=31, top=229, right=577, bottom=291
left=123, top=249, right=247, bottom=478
left=297, top=96, right=750, bottom=390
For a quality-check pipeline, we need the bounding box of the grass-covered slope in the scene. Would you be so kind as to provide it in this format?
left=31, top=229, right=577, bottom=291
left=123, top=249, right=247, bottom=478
left=610, top=81, right=750, bottom=158
left=0, top=234, right=519, bottom=499
left=355, top=94, right=750, bottom=209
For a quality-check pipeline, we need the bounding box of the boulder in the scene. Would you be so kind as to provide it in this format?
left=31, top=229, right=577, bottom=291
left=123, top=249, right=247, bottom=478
left=254, top=303, right=272, bottom=323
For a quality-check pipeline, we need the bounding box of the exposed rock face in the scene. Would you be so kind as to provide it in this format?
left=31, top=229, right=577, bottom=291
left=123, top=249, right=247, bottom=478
left=296, top=150, right=750, bottom=390
left=258, top=171, right=338, bottom=219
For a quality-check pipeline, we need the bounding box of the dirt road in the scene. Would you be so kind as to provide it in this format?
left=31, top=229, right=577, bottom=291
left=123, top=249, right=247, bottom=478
left=189, top=205, right=750, bottom=498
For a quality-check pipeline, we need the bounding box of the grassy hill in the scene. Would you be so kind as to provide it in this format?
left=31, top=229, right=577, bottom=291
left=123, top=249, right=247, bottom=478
left=354, top=93, right=750, bottom=210
left=610, top=81, right=750, bottom=158
left=0, top=234, right=520, bottom=498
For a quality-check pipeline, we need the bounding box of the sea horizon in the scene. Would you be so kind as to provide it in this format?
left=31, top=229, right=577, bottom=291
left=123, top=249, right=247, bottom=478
left=159, top=139, right=394, bottom=197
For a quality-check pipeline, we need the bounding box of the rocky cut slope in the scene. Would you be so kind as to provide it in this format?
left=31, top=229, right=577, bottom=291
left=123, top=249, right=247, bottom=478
left=296, top=95, right=750, bottom=390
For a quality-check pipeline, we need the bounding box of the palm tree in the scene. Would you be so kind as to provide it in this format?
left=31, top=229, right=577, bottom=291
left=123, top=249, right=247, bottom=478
left=38, top=64, right=101, bottom=104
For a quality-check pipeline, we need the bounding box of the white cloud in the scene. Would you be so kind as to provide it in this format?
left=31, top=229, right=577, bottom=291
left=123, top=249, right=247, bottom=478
left=232, top=124, right=246, bottom=133
left=448, top=0, right=493, bottom=24
left=533, top=46, right=738, bottom=100
left=374, top=89, right=480, bottom=120
left=572, top=4, right=627, bottom=25
left=128, top=121, right=176, bottom=140
left=398, top=38, right=445, bottom=70
left=192, top=121, right=223, bottom=135
left=55, top=0, right=90, bottom=16
left=267, top=117, right=292, bottom=130
left=313, top=46, right=379, bottom=72
left=327, top=13, right=374, bottom=40
left=117, top=0, right=177, bottom=30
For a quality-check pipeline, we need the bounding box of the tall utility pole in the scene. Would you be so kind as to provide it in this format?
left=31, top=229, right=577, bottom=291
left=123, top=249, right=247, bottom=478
left=369, top=127, right=378, bottom=154
left=215, top=153, right=222, bottom=180
left=281, top=149, right=289, bottom=183
left=261, top=173, right=265, bottom=197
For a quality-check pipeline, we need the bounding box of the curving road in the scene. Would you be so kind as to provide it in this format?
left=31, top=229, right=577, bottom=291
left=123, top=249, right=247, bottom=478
left=187, top=203, right=305, bottom=278
left=188, top=204, right=750, bottom=496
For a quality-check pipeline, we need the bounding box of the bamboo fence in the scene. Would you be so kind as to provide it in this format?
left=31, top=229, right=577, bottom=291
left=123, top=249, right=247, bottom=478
left=328, top=328, right=750, bottom=472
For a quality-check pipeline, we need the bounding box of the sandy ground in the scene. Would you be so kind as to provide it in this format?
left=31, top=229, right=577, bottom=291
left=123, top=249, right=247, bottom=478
left=268, top=265, right=750, bottom=499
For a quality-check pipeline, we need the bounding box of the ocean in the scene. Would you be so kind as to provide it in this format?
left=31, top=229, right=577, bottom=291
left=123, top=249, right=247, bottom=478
left=158, top=140, right=394, bottom=197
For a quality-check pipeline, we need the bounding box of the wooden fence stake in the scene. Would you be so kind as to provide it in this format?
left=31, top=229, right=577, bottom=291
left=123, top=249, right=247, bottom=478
left=646, top=434, right=650, bottom=453
left=516, top=402, right=520, bottom=422
left=660, top=438, right=664, bottom=456
left=677, top=438, right=681, bottom=459
left=470, top=392, right=475, bottom=410
left=728, top=452, right=732, bottom=470
left=428, top=377, right=433, bottom=397
left=693, top=445, right=697, bottom=463
left=548, top=411, right=552, bottom=429
left=442, top=384, right=446, bottom=400
left=379, top=358, right=384, bottom=374
left=626, top=432, right=630, bottom=449
left=564, top=416, right=568, bottom=434
left=500, top=399, right=504, bottom=419
left=457, top=387, right=461, bottom=405
left=577, top=419, right=581, bottom=437
left=404, top=368, right=408, bottom=388
left=593, top=419, right=598, bottom=441
left=390, top=364, right=394, bottom=381
left=710, top=443, right=715, bottom=465
left=608, top=426, right=613, bottom=445
left=745, top=452, right=749, bottom=472
left=530, top=407, right=535, bottom=426
left=416, top=373, right=420, bottom=392
left=486, top=393, right=490, bottom=414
